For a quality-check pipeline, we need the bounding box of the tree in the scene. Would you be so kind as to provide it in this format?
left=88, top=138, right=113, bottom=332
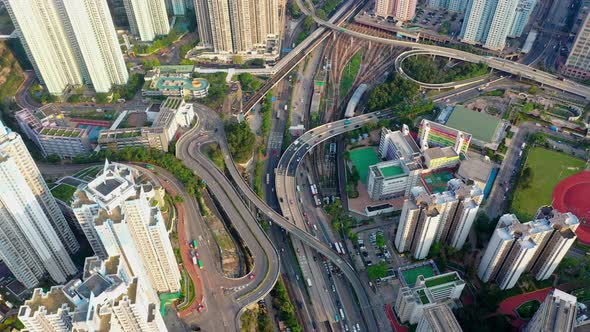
left=366, top=262, right=388, bottom=281
left=46, top=154, right=61, bottom=164
left=303, top=16, right=314, bottom=32
left=173, top=195, right=184, bottom=203
left=232, top=55, right=244, bottom=65
left=225, top=121, right=256, bottom=163
left=375, top=233, right=385, bottom=248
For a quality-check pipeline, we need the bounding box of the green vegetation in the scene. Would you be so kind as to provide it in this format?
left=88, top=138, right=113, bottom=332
left=557, top=256, right=590, bottom=284
left=260, top=91, right=273, bottom=138
left=455, top=305, right=512, bottom=332
left=74, top=147, right=204, bottom=196
left=253, top=159, right=264, bottom=197
left=206, top=143, right=225, bottom=171
left=180, top=39, right=199, bottom=59
left=375, top=233, right=385, bottom=248
left=424, top=273, right=458, bottom=287
left=324, top=199, right=358, bottom=242
left=238, top=73, right=264, bottom=92
left=482, top=89, right=505, bottom=97
left=402, top=55, right=489, bottom=84
left=0, top=316, right=24, bottom=331
left=51, top=184, right=77, bottom=203
left=177, top=268, right=196, bottom=311
left=516, top=300, right=541, bottom=319
left=367, top=261, right=388, bottom=281
left=133, top=28, right=184, bottom=55
left=367, top=73, right=434, bottom=119
left=511, top=147, right=585, bottom=221
left=340, top=51, right=362, bottom=99
left=196, top=72, right=229, bottom=109
left=271, top=278, right=302, bottom=332
left=296, top=16, right=315, bottom=45
left=319, top=0, right=343, bottom=18
left=0, top=42, right=25, bottom=101
left=141, top=58, right=160, bottom=70
left=439, top=21, right=451, bottom=35
left=225, top=121, right=256, bottom=163
left=112, top=74, right=145, bottom=101
left=29, top=83, right=58, bottom=104
left=287, top=0, right=302, bottom=18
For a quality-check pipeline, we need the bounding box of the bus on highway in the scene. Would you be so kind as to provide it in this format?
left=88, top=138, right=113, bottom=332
left=193, top=240, right=198, bottom=249
left=334, top=242, right=342, bottom=254
left=197, top=259, right=204, bottom=269
left=145, top=164, right=153, bottom=169
left=339, top=308, right=345, bottom=321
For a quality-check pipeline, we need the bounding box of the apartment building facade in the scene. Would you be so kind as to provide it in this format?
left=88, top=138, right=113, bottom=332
left=124, top=0, right=171, bottom=41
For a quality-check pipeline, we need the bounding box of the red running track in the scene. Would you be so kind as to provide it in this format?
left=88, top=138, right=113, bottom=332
left=156, top=179, right=204, bottom=317
left=497, top=288, right=552, bottom=328
left=552, top=171, right=590, bottom=244
left=385, top=304, right=409, bottom=332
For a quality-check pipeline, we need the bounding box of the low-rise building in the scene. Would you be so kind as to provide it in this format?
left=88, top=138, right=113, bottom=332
left=456, top=157, right=494, bottom=192
left=143, top=66, right=208, bottom=99
left=15, top=108, right=92, bottom=159
left=367, top=159, right=423, bottom=201
left=395, top=271, right=465, bottom=325
left=18, top=255, right=166, bottom=332
left=98, top=97, right=194, bottom=152
left=423, top=147, right=459, bottom=170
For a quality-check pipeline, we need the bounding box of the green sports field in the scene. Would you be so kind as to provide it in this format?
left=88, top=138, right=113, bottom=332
left=401, top=265, right=435, bottom=287
left=511, top=147, right=585, bottom=221
left=349, top=147, right=380, bottom=184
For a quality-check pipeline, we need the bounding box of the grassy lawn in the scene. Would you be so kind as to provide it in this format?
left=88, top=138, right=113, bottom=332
left=511, top=147, right=586, bottom=221
left=516, top=300, right=541, bottom=320
left=51, top=183, right=77, bottom=203
left=339, top=51, right=363, bottom=99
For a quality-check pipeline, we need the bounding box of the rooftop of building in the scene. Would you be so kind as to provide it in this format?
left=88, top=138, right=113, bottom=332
left=457, top=157, right=493, bottom=183
left=158, top=65, right=194, bottom=73
left=161, top=97, right=184, bottom=110
left=422, top=272, right=461, bottom=288
left=372, top=159, right=409, bottom=179
left=424, top=146, right=458, bottom=160
left=382, top=127, right=421, bottom=160
left=422, top=303, right=463, bottom=332
left=420, top=119, right=473, bottom=142
left=153, top=77, right=209, bottom=92
left=20, top=287, right=75, bottom=317
left=444, top=106, right=502, bottom=143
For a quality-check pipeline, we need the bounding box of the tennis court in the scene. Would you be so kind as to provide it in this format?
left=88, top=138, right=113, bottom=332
left=349, top=147, right=380, bottom=184
left=422, top=170, right=454, bottom=193
left=401, top=265, right=435, bottom=288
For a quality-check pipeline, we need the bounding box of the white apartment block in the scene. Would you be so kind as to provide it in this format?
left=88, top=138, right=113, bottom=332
left=194, top=0, right=281, bottom=55
left=124, top=0, right=171, bottom=41
left=395, top=187, right=442, bottom=259
left=3, top=0, right=84, bottom=95
left=73, top=161, right=181, bottom=294
left=62, top=0, right=129, bottom=93
left=4, top=0, right=128, bottom=95
left=395, top=181, right=482, bottom=259
left=0, top=122, right=78, bottom=288
left=525, top=289, right=578, bottom=332
left=367, top=160, right=422, bottom=201
left=460, top=0, right=520, bottom=50
left=479, top=208, right=579, bottom=289
left=19, top=256, right=166, bottom=332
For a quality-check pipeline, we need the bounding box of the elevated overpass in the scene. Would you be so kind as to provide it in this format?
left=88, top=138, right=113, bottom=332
left=395, top=50, right=490, bottom=90
left=293, top=0, right=590, bottom=100
left=179, top=105, right=382, bottom=331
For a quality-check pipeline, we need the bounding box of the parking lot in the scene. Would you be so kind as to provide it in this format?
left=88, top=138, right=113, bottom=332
left=353, top=227, right=410, bottom=283
left=412, top=7, right=463, bottom=37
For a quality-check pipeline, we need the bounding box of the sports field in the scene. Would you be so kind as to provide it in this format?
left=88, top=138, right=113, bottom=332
left=445, top=106, right=501, bottom=142
left=401, top=265, right=435, bottom=287
left=511, top=147, right=586, bottom=221
left=349, top=147, right=380, bottom=184
left=422, top=171, right=454, bottom=193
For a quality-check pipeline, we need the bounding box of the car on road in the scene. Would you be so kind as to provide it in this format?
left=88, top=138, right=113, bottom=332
left=248, top=273, right=256, bottom=280
left=197, top=304, right=205, bottom=313
left=273, top=149, right=277, bottom=155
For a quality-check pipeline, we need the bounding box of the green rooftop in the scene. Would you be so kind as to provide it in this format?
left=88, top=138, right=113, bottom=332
left=445, top=106, right=501, bottom=143
left=417, top=289, right=430, bottom=304
left=424, top=273, right=459, bottom=288
left=401, top=265, right=435, bottom=288
left=380, top=165, right=405, bottom=178
left=51, top=184, right=77, bottom=203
